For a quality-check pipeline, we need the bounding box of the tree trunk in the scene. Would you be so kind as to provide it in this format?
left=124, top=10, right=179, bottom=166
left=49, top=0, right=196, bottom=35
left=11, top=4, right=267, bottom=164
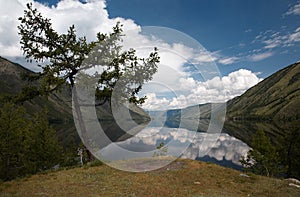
left=71, top=82, right=93, bottom=162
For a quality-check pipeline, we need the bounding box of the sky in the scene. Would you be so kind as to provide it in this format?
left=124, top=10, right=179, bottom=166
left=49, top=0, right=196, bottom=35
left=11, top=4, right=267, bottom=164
left=0, top=0, right=300, bottom=110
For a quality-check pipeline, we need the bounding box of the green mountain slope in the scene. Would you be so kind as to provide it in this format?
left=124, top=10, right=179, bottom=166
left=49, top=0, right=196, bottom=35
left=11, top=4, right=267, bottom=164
left=226, top=62, right=300, bottom=121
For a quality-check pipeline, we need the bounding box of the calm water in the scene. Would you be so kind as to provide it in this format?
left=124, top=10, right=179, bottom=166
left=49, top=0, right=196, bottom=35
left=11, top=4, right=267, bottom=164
left=88, top=103, right=294, bottom=171
left=98, top=122, right=250, bottom=170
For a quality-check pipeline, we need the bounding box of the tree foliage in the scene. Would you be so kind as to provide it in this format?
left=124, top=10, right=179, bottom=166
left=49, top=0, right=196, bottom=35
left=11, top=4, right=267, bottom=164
left=0, top=103, right=62, bottom=180
left=26, top=110, right=62, bottom=173
left=18, top=3, right=159, bottom=104
left=0, top=103, right=28, bottom=180
left=280, top=126, right=300, bottom=178
left=240, top=130, right=281, bottom=177
left=153, top=142, right=168, bottom=157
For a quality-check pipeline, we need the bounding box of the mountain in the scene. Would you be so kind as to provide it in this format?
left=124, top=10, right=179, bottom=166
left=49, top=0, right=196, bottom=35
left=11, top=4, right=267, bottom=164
left=226, top=62, right=300, bottom=121
left=2, top=56, right=299, bottom=146
left=0, top=57, right=76, bottom=145
left=0, top=57, right=32, bottom=94
left=148, top=103, right=225, bottom=132
left=223, top=62, right=300, bottom=145
left=147, top=62, right=300, bottom=145
left=156, top=61, right=300, bottom=124
left=0, top=57, right=150, bottom=146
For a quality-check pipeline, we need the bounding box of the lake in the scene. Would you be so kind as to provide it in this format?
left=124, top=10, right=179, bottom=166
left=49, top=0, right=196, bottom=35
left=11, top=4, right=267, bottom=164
left=95, top=117, right=251, bottom=171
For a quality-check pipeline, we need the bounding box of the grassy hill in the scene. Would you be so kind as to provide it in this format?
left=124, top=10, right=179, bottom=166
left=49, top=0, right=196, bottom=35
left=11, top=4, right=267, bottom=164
left=224, top=62, right=300, bottom=145
left=1, top=158, right=299, bottom=196
left=226, top=62, right=300, bottom=121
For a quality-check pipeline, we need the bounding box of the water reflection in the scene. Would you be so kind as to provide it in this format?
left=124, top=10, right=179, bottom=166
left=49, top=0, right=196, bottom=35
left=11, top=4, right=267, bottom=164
left=98, top=126, right=250, bottom=169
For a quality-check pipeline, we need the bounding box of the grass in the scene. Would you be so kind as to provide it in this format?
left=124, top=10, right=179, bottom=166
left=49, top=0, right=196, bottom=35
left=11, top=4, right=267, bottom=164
left=0, top=158, right=299, bottom=197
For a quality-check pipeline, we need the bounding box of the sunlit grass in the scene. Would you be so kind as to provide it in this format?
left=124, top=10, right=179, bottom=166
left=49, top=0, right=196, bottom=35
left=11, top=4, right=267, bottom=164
left=1, top=159, right=299, bottom=196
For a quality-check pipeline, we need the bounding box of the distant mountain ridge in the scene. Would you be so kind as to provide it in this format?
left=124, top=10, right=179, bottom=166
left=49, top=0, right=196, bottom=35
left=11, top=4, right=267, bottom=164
left=148, top=103, right=225, bottom=132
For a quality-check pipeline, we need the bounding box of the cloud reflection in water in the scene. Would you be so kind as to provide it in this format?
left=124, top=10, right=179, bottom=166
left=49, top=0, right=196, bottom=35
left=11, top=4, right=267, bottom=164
left=99, top=127, right=250, bottom=166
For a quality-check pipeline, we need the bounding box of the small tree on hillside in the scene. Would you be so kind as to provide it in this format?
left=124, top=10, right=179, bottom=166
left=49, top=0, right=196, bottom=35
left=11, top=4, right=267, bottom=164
left=240, top=130, right=281, bottom=177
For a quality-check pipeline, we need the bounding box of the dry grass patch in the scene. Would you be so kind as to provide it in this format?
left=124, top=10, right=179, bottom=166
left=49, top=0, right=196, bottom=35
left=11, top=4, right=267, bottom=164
left=1, top=158, right=299, bottom=196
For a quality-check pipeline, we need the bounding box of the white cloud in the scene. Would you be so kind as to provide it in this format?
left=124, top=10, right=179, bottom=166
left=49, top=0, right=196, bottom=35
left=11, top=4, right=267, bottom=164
left=288, top=27, right=300, bottom=43
left=249, top=52, right=273, bottom=62
left=252, top=26, right=300, bottom=52
left=245, top=28, right=252, bottom=33
left=1, top=1, right=225, bottom=84
left=263, top=37, right=282, bottom=49
left=193, top=51, right=218, bottom=63
left=218, top=57, right=239, bottom=65
left=285, top=1, right=300, bottom=16
left=120, top=127, right=250, bottom=165
left=0, top=0, right=263, bottom=112
left=141, top=69, right=263, bottom=110
left=0, top=0, right=138, bottom=57
left=0, top=0, right=27, bottom=57
left=141, top=93, right=171, bottom=111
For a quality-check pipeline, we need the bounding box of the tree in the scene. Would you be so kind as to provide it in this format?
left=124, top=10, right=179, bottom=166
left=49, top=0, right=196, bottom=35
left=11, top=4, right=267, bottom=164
left=240, top=130, right=281, bottom=177
left=18, top=3, right=160, bottom=160
left=26, top=109, right=62, bottom=173
left=280, top=126, right=300, bottom=178
left=153, top=142, right=168, bottom=157
left=0, top=103, right=62, bottom=180
left=0, top=103, right=28, bottom=180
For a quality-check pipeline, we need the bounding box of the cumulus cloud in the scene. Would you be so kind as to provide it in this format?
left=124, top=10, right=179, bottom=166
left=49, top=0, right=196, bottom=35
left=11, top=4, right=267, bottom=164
left=0, top=0, right=140, bottom=58
left=141, top=93, right=170, bottom=111
left=141, top=69, right=263, bottom=110
left=0, top=0, right=26, bottom=57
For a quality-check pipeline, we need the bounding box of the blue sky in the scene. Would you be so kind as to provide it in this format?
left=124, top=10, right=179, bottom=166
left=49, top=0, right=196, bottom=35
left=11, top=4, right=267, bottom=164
left=35, top=0, right=300, bottom=77
left=1, top=0, right=300, bottom=109
left=106, top=0, right=300, bottom=78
